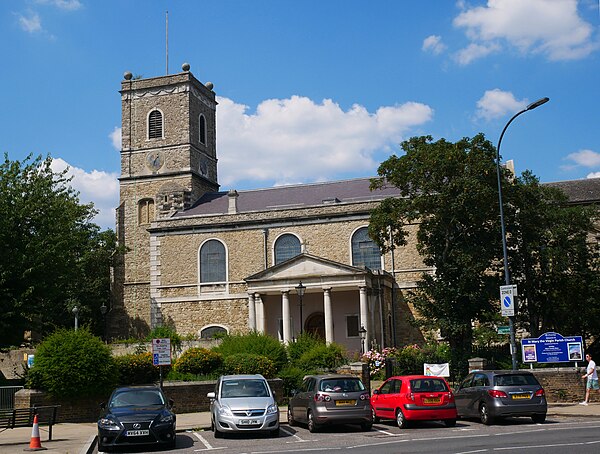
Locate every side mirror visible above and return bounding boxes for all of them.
[207,392,216,399]
[372,389,380,395]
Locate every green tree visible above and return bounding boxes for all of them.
[0,154,117,346]
[369,135,503,375]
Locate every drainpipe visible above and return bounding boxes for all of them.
[262,229,268,269]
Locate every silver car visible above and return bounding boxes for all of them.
[288,374,372,432]
[207,374,279,437]
[454,370,547,425]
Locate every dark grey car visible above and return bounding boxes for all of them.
[454,370,547,425]
[288,374,372,432]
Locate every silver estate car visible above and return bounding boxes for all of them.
[207,374,279,438]
[454,370,547,425]
[288,374,372,432]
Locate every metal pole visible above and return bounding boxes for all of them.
[496,97,549,371]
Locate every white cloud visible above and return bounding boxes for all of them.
[565,149,600,167]
[18,11,42,33]
[110,127,122,150]
[36,0,82,11]
[422,35,447,55]
[50,158,119,230]
[453,0,597,63]
[586,172,600,178]
[455,42,500,65]
[476,89,527,121]
[216,95,433,187]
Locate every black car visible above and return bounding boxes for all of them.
[98,385,176,451]
[454,370,547,425]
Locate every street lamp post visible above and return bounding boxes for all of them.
[359,325,367,355]
[496,97,549,371]
[295,281,306,335]
[72,306,79,331]
[100,303,108,342]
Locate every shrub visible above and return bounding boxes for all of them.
[388,343,451,376]
[115,352,170,385]
[174,348,222,375]
[362,347,397,379]
[221,354,276,378]
[213,332,288,371]
[287,333,323,364]
[278,365,306,396]
[27,328,117,399]
[296,343,347,372]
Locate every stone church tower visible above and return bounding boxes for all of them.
[112,64,219,336]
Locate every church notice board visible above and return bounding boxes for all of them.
[521,332,583,363]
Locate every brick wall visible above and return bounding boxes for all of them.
[531,368,587,402]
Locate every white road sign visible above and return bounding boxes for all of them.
[500,285,517,317]
[152,338,171,366]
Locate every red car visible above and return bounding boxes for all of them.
[371,375,457,428]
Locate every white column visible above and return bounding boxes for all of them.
[359,286,369,348]
[255,294,265,333]
[323,288,334,344]
[247,292,256,331]
[282,291,292,344]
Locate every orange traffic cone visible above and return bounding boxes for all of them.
[24,414,47,451]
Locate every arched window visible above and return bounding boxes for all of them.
[200,325,228,339]
[199,114,207,145]
[138,198,155,225]
[274,234,301,265]
[148,109,163,139]
[351,227,381,270]
[200,240,226,283]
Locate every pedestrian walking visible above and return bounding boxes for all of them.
[580,353,598,405]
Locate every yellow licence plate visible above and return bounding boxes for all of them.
[512,394,530,400]
[423,397,441,404]
[335,400,356,406]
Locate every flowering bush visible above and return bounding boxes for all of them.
[361,347,397,379]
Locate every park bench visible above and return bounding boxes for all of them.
[0,405,60,441]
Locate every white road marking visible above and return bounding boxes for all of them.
[280,425,310,442]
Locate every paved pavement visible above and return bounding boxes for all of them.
[1,403,600,454]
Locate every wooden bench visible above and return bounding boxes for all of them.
[0,405,60,441]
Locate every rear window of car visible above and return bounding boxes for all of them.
[409,379,448,392]
[493,374,539,386]
[319,378,365,392]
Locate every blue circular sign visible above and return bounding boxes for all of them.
[503,295,512,307]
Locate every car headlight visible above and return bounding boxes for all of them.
[98,418,121,430]
[266,403,278,415]
[218,406,233,417]
[159,414,174,424]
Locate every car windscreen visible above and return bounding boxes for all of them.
[409,378,449,393]
[493,374,539,387]
[221,379,269,398]
[110,389,165,408]
[319,378,365,393]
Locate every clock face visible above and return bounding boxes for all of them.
[146,151,164,171]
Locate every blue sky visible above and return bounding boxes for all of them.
[1,0,599,229]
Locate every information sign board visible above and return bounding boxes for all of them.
[500,285,516,317]
[521,332,583,363]
[152,338,171,366]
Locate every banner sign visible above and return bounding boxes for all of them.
[521,332,583,363]
[424,363,450,377]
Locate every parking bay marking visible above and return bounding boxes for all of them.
[193,431,227,451]
[280,426,311,442]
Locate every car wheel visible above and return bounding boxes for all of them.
[479,403,494,425]
[532,413,546,424]
[372,407,380,424]
[396,408,408,429]
[444,419,457,427]
[361,422,373,431]
[287,408,296,426]
[307,411,319,433]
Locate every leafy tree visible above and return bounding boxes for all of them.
[0,154,117,346]
[369,135,503,375]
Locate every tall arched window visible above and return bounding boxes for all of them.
[351,227,381,270]
[274,234,301,265]
[138,198,155,225]
[148,109,163,139]
[199,114,207,144]
[200,240,226,283]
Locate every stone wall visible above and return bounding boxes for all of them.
[531,368,586,402]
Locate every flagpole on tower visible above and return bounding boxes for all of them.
[165,10,169,75]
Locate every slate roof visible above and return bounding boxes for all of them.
[545,178,600,205]
[174,177,402,217]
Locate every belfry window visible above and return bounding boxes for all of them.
[148,110,163,139]
[199,114,207,145]
[351,227,381,270]
[200,239,226,283]
[274,234,301,265]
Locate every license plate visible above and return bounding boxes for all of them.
[335,400,356,406]
[423,397,441,404]
[126,430,149,437]
[239,419,260,425]
[511,393,530,400]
